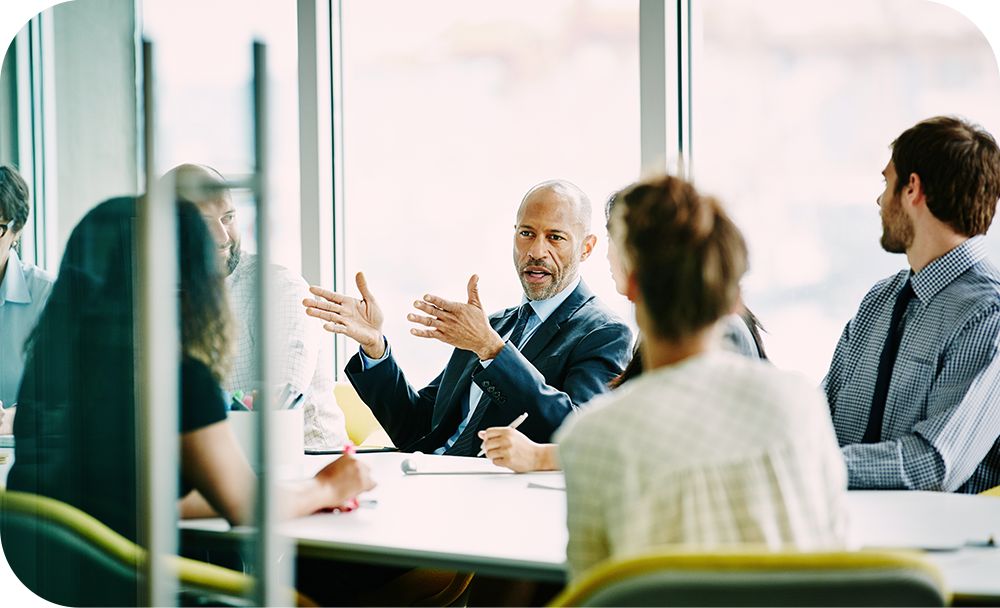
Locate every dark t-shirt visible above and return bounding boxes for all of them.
[8,355,227,542]
[178,358,229,496]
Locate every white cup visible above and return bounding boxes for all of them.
[227,408,304,471]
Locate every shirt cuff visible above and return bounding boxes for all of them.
[359,337,390,370]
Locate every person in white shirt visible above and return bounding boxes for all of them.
[167,164,347,448]
[0,165,55,434]
[556,175,849,580]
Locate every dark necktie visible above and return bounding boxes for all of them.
[862,279,916,443]
[445,303,534,456]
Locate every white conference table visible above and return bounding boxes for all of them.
[180,452,1000,601]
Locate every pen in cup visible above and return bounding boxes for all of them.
[478,412,529,457]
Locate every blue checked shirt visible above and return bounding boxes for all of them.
[823,237,1000,493]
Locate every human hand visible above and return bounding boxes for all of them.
[0,403,15,435]
[407,275,505,360]
[304,272,386,358]
[314,452,376,509]
[477,427,557,472]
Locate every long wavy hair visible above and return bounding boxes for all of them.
[11,197,230,544]
[25,196,232,382]
[176,200,233,381]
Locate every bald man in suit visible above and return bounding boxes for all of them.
[304,180,632,456]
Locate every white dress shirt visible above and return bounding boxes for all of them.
[0,249,55,406]
[556,349,850,580]
[226,253,347,448]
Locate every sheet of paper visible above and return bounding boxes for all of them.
[400,454,512,475]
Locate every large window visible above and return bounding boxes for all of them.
[341,0,641,385]
[694,0,1000,382]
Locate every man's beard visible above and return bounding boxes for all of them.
[879,192,914,254]
[225,242,241,276]
[517,256,577,300]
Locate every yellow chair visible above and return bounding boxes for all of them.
[980,485,1000,497]
[334,381,393,447]
[550,549,949,607]
[0,490,315,606]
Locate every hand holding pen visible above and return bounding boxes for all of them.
[313,443,376,513]
[477,412,528,457]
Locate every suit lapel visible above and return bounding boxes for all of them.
[519,281,595,361]
[430,308,520,429]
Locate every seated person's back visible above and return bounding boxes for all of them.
[560,352,846,565]
[7,197,229,542]
[7,196,372,548]
[557,176,849,579]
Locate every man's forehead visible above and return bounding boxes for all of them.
[518,190,577,220]
[195,196,235,216]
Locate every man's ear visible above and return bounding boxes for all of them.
[903,172,925,209]
[579,234,597,261]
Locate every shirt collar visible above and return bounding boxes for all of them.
[910,236,987,303]
[521,274,581,324]
[0,248,32,305]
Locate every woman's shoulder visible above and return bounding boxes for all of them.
[180,357,228,432]
[181,356,220,390]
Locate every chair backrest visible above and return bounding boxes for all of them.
[0,490,258,606]
[334,381,392,446]
[2,489,146,605]
[550,550,949,607]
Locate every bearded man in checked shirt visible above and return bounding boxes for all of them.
[166,164,348,449]
[824,116,1000,493]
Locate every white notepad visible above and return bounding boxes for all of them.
[400,454,513,475]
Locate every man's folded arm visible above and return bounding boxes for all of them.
[843,307,1000,491]
[822,320,854,415]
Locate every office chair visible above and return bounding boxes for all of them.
[0,490,314,606]
[980,484,1000,498]
[334,381,393,447]
[549,549,949,607]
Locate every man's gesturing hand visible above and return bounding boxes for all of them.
[407,274,505,361]
[303,272,386,358]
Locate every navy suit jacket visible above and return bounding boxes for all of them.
[345,280,632,453]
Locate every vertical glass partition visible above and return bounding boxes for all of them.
[142,0,302,273]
